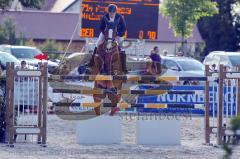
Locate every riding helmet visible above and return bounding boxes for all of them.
[108,4,117,13]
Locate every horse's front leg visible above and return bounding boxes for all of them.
[91,54,107,115]
[93,82,107,115]
[107,52,124,115]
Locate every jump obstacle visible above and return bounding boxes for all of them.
[2,62,240,146]
[4,63,48,147]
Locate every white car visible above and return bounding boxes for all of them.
[0,51,38,74]
[161,56,205,85]
[203,51,240,71]
[0,45,59,73]
[127,56,205,85]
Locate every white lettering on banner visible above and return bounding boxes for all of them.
[156,93,234,104]
[176,94,186,103]
[224,92,235,103]
[188,94,197,103]
[197,94,204,103]
[159,94,166,101]
[166,94,176,102]
[157,94,204,104]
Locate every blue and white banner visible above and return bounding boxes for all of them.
[137,85,237,115]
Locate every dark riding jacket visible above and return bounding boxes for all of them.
[100,13,127,37]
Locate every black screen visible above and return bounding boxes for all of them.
[80,0,160,40]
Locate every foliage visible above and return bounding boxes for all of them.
[231,116,240,132]
[0,0,44,10]
[0,17,25,45]
[160,0,218,41]
[25,39,36,47]
[19,0,45,9]
[1,17,18,44]
[40,40,62,59]
[222,116,240,159]
[198,0,240,55]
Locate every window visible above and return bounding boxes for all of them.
[0,46,11,53]
[176,60,204,71]
[11,48,42,59]
[0,53,20,66]
[163,60,180,70]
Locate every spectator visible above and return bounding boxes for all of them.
[149,46,161,74]
[150,46,161,62]
[163,49,168,56]
[21,61,27,69]
[176,51,184,57]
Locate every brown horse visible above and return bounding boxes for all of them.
[90,19,123,116]
[145,58,162,75]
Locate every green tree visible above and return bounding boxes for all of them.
[222,116,240,159]
[0,26,6,43]
[160,0,218,50]
[0,0,44,10]
[40,40,62,59]
[25,39,36,47]
[0,17,26,45]
[198,0,240,55]
[1,17,18,45]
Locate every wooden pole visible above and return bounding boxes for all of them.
[41,63,48,146]
[217,65,224,145]
[204,65,210,144]
[38,63,43,144]
[6,63,15,147]
[237,65,240,116]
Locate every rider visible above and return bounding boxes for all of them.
[89,4,128,73]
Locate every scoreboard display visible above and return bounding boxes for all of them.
[80,0,160,40]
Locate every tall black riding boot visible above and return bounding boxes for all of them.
[120,50,128,73]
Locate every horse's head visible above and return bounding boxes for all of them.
[103,17,120,52]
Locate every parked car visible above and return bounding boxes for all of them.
[203,51,240,71]
[0,51,20,70]
[0,45,59,73]
[127,56,205,85]
[0,51,37,75]
[161,56,205,85]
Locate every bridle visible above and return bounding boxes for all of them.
[103,16,120,53]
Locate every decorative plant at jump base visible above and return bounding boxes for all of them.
[0,79,6,143]
[223,116,240,159]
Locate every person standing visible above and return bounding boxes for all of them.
[149,46,161,74]
[163,49,168,56]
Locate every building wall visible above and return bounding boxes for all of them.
[33,40,85,53]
